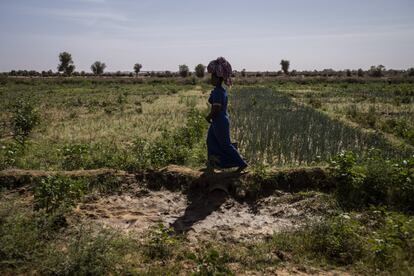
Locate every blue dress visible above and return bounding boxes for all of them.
[207,85,247,168]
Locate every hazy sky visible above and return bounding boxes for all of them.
[1,0,414,72]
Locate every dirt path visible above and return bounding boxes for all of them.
[67,167,334,241]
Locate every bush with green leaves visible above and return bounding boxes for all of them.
[271,210,413,273]
[307,214,364,265]
[33,173,122,213]
[0,141,23,170]
[11,100,40,144]
[60,143,89,170]
[330,151,414,212]
[0,202,48,271]
[366,210,414,270]
[34,175,88,212]
[146,108,207,168]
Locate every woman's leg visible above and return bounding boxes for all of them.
[212,120,247,168]
[207,125,221,166]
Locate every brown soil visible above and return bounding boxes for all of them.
[1,166,336,241]
[71,186,333,242]
[1,165,335,241]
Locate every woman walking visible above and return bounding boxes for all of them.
[205,57,248,172]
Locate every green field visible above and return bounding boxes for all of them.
[231,87,413,166]
[1,77,414,275]
[2,78,413,170]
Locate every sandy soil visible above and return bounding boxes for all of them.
[71,184,333,242]
[1,166,335,242]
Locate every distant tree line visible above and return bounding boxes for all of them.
[2,52,414,78]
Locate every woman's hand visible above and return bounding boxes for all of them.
[206,104,221,124]
[205,114,212,124]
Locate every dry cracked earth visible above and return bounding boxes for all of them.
[71,179,334,242]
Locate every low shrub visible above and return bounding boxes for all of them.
[0,141,24,170]
[135,108,208,169]
[0,199,67,272]
[34,173,122,213]
[11,99,40,144]
[365,210,414,270]
[0,197,136,275]
[330,151,414,212]
[43,228,133,276]
[380,118,414,145]
[307,214,364,265]
[193,248,232,276]
[60,143,89,170]
[271,211,414,273]
[142,224,178,260]
[34,175,88,212]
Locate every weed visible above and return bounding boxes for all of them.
[193,248,232,276]
[60,143,89,170]
[143,224,177,261]
[11,99,40,144]
[43,227,133,276]
[0,141,24,170]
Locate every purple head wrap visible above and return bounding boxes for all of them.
[207,57,233,86]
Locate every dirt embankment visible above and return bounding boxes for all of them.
[0,165,333,193]
[1,166,336,241]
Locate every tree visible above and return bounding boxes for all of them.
[179,64,189,78]
[345,69,352,77]
[57,52,75,75]
[241,69,246,77]
[91,61,106,75]
[134,63,142,76]
[407,68,414,77]
[280,59,290,75]
[194,64,205,78]
[369,65,385,77]
[357,68,365,77]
